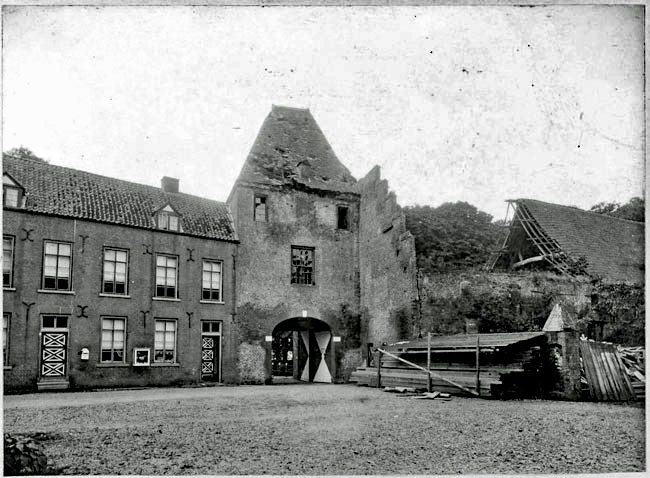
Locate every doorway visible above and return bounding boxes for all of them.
[272,317,333,383]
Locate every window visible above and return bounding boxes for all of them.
[155,254,178,298]
[202,260,222,301]
[337,206,349,230]
[291,246,314,285]
[42,315,68,328]
[156,205,181,232]
[102,248,128,295]
[42,241,72,291]
[3,236,14,288]
[3,313,9,365]
[3,174,23,208]
[254,195,267,222]
[101,318,126,363]
[154,320,176,363]
[3,187,20,207]
[202,321,221,334]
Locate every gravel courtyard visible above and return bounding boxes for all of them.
[3,383,645,475]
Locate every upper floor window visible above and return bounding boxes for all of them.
[101,317,126,363]
[42,241,72,291]
[291,246,315,285]
[103,248,128,295]
[155,205,182,232]
[254,195,267,222]
[202,260,222,301]
[155,254,178,298]
[3,236,15,288]
[3,173,24,208]
[337,206,349,230]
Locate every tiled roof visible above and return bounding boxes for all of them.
[236,105,358,194]
[3,154,238,242]
[514,199,644,283]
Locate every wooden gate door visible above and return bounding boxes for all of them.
[201,321,221,382]
[40,331,68,378]
[312,331,332,383]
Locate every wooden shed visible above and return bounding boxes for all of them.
[350,332,555,398]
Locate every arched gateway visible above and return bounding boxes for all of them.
[271,317,333,383]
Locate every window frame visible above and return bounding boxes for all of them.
[41,240,73,291]
[3,185,21,208]
[154,253,179,299]
[3,312,10,366]
[254,194,268,222]
[291,246,315,286]
[3,235,15,289]
[155,206,182,232]
[337,205,349,230]
[102,247,129,296]
[154,319,177,364]
[100,317,127,364]
[201,259,223,303]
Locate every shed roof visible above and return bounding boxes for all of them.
[494,199,644,283]
[3,154,237,242]
[387,331,547,352]
[235,105,358,193]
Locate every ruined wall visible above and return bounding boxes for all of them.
[358,166,418,345]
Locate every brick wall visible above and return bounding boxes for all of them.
[3,209,238,392]
[357,166,418,345]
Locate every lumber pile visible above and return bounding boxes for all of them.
[579,339,635,401]
[349,332,550,398]
[618,346,645,401]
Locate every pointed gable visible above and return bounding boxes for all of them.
[235,105,357,193]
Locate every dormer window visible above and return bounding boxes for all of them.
[3,174,24,208]
[155,205,182,232]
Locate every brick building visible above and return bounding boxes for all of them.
[3,106,416,392]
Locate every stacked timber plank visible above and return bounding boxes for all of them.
[579,339,635,401]
[349,332,548,398]
[618,346,645,401]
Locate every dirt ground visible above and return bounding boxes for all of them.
[3,383,646,475]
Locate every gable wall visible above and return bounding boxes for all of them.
[358,166,418,345]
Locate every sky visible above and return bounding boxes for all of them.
[2,5,645,221]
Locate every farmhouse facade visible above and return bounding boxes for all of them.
[3,106,417,392]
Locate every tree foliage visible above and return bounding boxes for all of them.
[404,202,506,274]
[4,147,48,163]
[590,197,644,222]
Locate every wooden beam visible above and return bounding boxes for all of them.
[512,254,548,268]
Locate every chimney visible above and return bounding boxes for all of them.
[161,176,179,193]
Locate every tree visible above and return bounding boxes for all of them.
[404,202,506,274]
[4,147,47,163]
[590,197,644,222]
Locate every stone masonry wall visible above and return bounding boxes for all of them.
[229,183,361,381]
[358,166,418,345]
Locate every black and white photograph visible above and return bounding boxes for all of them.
[2,2,645,475]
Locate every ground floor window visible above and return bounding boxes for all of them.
[101,318,126,363]
[154,319,176,363]
[3,312,10,365]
